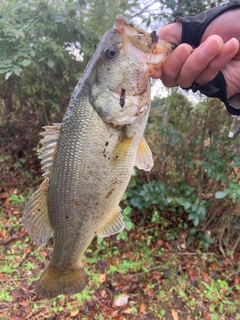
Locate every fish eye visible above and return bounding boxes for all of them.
[104,46,117,59]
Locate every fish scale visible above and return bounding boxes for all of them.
[48,106,122,258]
[22,14,173,299]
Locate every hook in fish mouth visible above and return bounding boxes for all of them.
[150,31,159,44]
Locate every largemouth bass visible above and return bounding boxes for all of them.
[23,15,172,299]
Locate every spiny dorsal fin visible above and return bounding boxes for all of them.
[39,123,61,178]
[135,137,153,172]
[22,178,53,246]
[98,207,125,238]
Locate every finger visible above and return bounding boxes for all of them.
[196,38,239,85]
[153,44,193,87]
[177,35,224,88]
[157,22,182,45]
[202,9,240,49]
[223,60,240,98]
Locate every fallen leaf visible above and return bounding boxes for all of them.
[11,291,23,300]
[15,256,22,262]
[1,229,6,238]
[152,272,161,280]
[101,290,107,298]
[19,301,29,307]
[180,243,187,250]
[39,250,47,256]
[188,269,198,287]
[0,192,9,199]
[172,309,178,320]
[202,272,211,285]
[123,308,132,314]
[111,310,119,317]
[99,273,106,283]
[140,303,146,313]
[145,288,156,298]
[11,289,27,300]
[113,294,129,307]
[234,276,240,286]
[129,282,138,293]
[70,310,79,317]
[209,262,216,270]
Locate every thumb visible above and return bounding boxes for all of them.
[157,23,182,46]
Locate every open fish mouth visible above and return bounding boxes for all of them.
[114,14,173,69]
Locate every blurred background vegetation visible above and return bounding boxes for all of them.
[1,0,239,256]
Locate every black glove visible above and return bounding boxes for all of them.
[175,1,240,115]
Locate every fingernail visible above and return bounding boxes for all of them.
[200,36,222,58]
[173,45,192,65]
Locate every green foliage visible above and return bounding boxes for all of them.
[150,0,225,23]
[122,92,240,250]
[215,181,240,203]
[125,178,211,231]
[0,0,138,163]
[0,288,13,303]
[9,194,26,206]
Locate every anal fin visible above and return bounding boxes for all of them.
[22,178,53,246]
[98,207,125,238]
[135,137,153,172]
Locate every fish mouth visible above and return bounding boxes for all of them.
[114,15,173,54]
[114,15,173,72]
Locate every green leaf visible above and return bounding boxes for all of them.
[191,204,198,212]
[0,51,7,59]
[0,59,12,68]
[47,59,55,68]
[197,206,206,219]
[184,201,192,210]
[12,64,22,76]
[188,213,195,220]
[193,216,199,227]
[215,191,228,200]
[125,219,134,231]
[21,59,32,67]
[123,206,132,215]
[29,49,36,57]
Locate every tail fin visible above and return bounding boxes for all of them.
[37,265,86,299]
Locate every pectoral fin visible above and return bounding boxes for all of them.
[98,207,125,238]
[135,137,153,172]
[22,178,53,246]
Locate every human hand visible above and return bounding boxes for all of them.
[152,9,240,99]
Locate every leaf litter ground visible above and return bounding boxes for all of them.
[0,171,240,320]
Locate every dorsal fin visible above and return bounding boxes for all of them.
[38,123,61,178]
